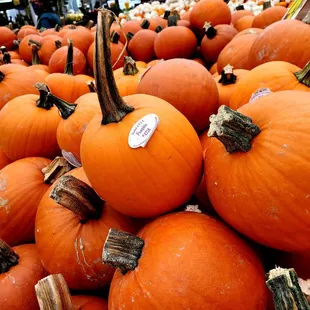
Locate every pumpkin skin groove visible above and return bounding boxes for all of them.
[205,91,310,251]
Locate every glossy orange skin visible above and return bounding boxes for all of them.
[17,27,38,40]
[128,30,157,63]
[137,59,219,132]
[0,27,16,50]
[45,73,93,102]
[81,94,203,218]
[0,94,61,160]
[248,20,310,69]
[252,6,287,29]
[234,15,255,31]
[19,34,42,64]
[0,64,43,110]
[0,149,11,170]
[201,24,238,64]
[35,168,138,290]
[57,93,100,161]
[190,0,231,33]
[108,212,267,310]
[231,10,254,26]
[49,45,87,75]
[72,295,108,310]
[119,21,142,44]
[154,26,197,60]
[0,244,47,310]
[217,33,258,73]
[62,28,93,55]
[229,61,309,110]
[0,157,51,246]
[205,91,310,251]
[234,27,263,38]
[38,35,63,65]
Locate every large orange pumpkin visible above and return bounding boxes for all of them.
[35,168,139,290]
[229,61,310,110]
[81,10,203,218]
[205,91,310,251]
[252,6,287,29]
[0,27,16,50]
[0,149,11,170]
[104,211,268,309]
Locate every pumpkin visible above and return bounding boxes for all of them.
[231,10,254,26]
[214,64,249,107]
[0,149,11,170]
[0,83,61,160]
[17,27,38,40]
[46,40,93,102]
[0,241,47,310]
[200,22,238,65]
[248,20,310,69]
[137,58,219,132]
[189,0,231,34]
[104,211,268,309]
[217,32,258,73]
[192,57,206,67]
[0,51,28,66]
[229,61,310,109]
[118,20,142,44]
[234,27,264,38]
[40,24,61,37]
[0,46,21,60]
[26,42,50,72]
[18,34,42,64]
[148,59,163,67]
[35,169,139,290]
[128,29,157,63]
[205,91,310,251]
[252,6,287,29]
[81,10,203,218]
[0,27,16,50]
[234,15,255,32]
[0,64,43,110]
[154,25,197,60]
[72,295,109,310]
[209,62,218,75]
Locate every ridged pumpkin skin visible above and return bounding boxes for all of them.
[234,15,255,32]
[0,244,47,310]
[57,93,101,162]
[81,94,203,218]
[252,6,287,29]
[72,295,108,310]
[0,157,51,246]
[190,0,231,33]
[0,149,11,170]
[201,24,238,64]
[231,10,254,26]
[35,168,138,290]
[0,94,61,161]
[229,61,310,110]
[205,90,310,251]
[0,27,16,50]
[248,20,310,69]
[108,212,267,310]
[0,64,43,110]
[137,59,219,132]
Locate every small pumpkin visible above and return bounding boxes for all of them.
[252,6,287,29]
[231,10,254,26]
[17,26,38,40]
[18,34,42,64]
[118,20,142,44]
[0,27,16,50]
[0,51,28,66]
[234,15,255,31]
[234,27,264,38]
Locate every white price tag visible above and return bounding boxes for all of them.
[249,88,272,102]
[61,150,82,168]
[128,114,159,149]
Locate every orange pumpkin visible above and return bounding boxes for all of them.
[17,27,38,40]
[201,22,238,64]
[0,52,28,66]
[18,34,42,64]
[234,27,263,38]
[35,168,139,290]
[0,27,16,50]
[72,295,108,310]
[0,47,21,60]
[0,84,60,160]
[252,6,287,29]
[209,62,218,75]
[148,59,163,67]
[229,61,310,110]
[105,212,268,309]
[118,20,142,44]
[248,20,310,69]
[40,24,61,37]
[234,15,255,31]
[231,10,254,26]
[81,10,203,218]
[0,149,11,170]
[205,91,310,251]
[0,241,47,310]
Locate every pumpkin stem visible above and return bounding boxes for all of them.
[163,10,171,20]
[0,46,7,53]
[102,228,144,275]
[294,61,310,87]
[218,64,237,85]
[155,25,163,33]
[49,175,104,224]
[185,205,202,213]
[86,20,94,29]
[50,94,77,119]
[123,56,139,75]
[28,38,42,49]
[35,83,54,110]
[31,43,41,65]
[141,19,150,29]
[126,32,134,41]
[88,80,97,92]
[302,11,310,24]
[64,39,74,75]
[55,24,61,32]
[236,4,245,10]
[266,267,310,310]
[35,274,73,310]
[55,40,62,49]
[2,52,11,64]
[168,15,178,27]
[204,22,217,39]
[111,30,120,44]
[0,71,4,82]
[208,105,261,153]
[171,10,180,20]
[42,156,73,184]
[0,239,19,274]
[263,1,271,9]
[95,9,134,125]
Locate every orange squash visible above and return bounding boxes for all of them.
[104,212,268,309]
[252,6,287,29]
[17,27,38,40]
[0,149,11,170]
[118,20,142,44]
[234,27,263,38]
[81,10,203,218]
[148,59,163,67]
[234,15,255,31]
[0,27,16,50]
[231,10,254,26]
[72,295,108,310]
[18,34,42,64]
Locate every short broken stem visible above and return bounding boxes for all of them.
[263,1,271,9]
[35,83,54,110]
[123,56,139,75]
[218,64,237,85]
[168,15,178,27]
[110,31,120,44]
[102,228,144,275]
[42,157,73,184]
[204,22,217,39]
[0,71,4,82]
[0,239,19,274]
[294,61,310,87]
[141,19,150,29]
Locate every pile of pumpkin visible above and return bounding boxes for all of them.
[0,2,310,309]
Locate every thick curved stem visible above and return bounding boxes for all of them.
[31,44,41,65]
[123,56,139,75]
[64,39,74,75]
[42,157,73,184]
[295,61,310,87]
[51,95,77,119]
[35,274,73,310]
[102,228,144,275]
[50,175,104,224]
[55,24,61,32]
[94,10,134,125]
[86,20,94,29]
[208,105,261,153]
[0,239,19,274]
[266,267,310,310]
[28,39,42,49]
[204,22,217,39]
[218,64,237,85]
[35,83,54,110]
